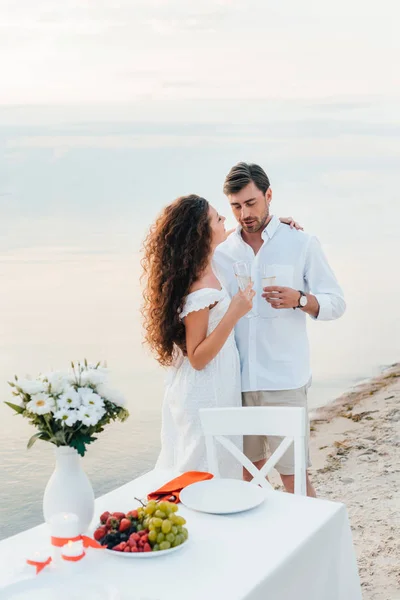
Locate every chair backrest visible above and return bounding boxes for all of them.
[199,407,307,495]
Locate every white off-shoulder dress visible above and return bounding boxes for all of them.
[155,287,242,478]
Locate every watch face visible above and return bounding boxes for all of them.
[300,295,307,307]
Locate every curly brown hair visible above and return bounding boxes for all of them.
[141,194,212,366]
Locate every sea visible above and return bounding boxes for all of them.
[0,98,399,539]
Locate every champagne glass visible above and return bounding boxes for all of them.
[233,262,256,318]
[260,264,276,289]
[259,264,277,319]
[233,261,252,291]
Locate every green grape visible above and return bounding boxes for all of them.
[171,526,178,535]
[144,501,157,515]
[181,527,188,540]
[156,532,165,544]
[176,525,183,534]
[151,517,163,529]
[174,516,186,526]
[169,514,179,525]
[136,524,143,531]
[158,501,170,513]
[159,541,171,551]
[152,544,160,552]
[166,533,175,543]
[154,510,166,519]
[169,504,179,513]
[148,530,157,543]
[161,519,172,534]
[148,523,156,532]
[173,534,183,547]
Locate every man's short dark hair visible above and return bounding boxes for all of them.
[223,162,270,196]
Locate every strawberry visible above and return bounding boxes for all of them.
[119,518,131,532]
[99,511,111,524]
[126,510,138,519]
[119,542,127,550]
[93,526,107,541]
[113,544,124,552]
[112,512,126,520]
[129,534,138,546]
[131,533,140,542]
[143,543,151,552]
[131,546,139,552]
[123,546,131,552]
[106,516,119,529]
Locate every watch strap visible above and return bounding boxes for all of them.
[296,290,305,309]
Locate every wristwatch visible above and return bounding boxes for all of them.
[296,291,308,309]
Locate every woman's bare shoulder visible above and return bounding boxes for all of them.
[189,274,221,294]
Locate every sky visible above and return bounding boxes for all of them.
[0,0,398,108]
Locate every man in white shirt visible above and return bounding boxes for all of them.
[213,162,346,497]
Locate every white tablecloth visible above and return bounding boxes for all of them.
[0,469,362,600]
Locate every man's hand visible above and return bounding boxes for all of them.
[262,286,300,309]
[262,286,320,317]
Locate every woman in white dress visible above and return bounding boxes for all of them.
[141,195,254,477]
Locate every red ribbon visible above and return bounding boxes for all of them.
[61,551,86,562]
[26,556,52,574]
[51,534,104,549]
[26,534,102,574]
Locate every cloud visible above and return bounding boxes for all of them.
[144,8,233,34]
[160,80,197,90]
[0,0,399,104]
[0,0,240,29]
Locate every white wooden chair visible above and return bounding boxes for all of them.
[199,406,307,495]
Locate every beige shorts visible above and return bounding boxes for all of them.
[242,386,311,476]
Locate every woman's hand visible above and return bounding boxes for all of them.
[279,217,304,230]
[229,283,255,320]
[185,284,255,370]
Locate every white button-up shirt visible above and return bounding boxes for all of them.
[213,215,346,392]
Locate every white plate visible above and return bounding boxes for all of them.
[180,478,267,514]
[104,540,188,558]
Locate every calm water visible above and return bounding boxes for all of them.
[1,100,399,539]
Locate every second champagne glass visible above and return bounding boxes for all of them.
[259,264,277,319]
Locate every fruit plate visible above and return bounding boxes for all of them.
[180,478,267,514]
[104,539,188,558]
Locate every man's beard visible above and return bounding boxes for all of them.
[241,206,270,233]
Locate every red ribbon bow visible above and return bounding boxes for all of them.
[26,534,103,575]
[26,556,52,574]
[51,534,104,549]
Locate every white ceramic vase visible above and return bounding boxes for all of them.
[43,446,95,533]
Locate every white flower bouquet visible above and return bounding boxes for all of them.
[5,360,129,456]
